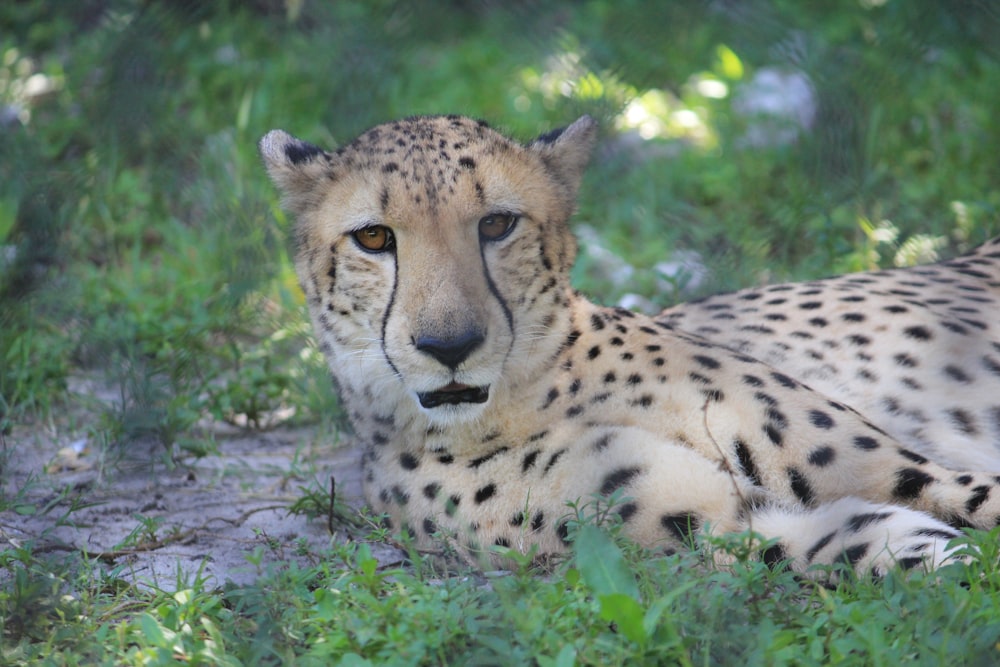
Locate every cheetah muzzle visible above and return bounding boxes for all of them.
[260,113,1000,579]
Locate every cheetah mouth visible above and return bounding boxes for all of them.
[418,383,490,409]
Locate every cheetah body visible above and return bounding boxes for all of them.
[261,115,1000,574]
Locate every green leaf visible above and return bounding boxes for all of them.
[599,593,648,644]
[572,525,640,600]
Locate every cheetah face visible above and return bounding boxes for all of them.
[260,116,597,424]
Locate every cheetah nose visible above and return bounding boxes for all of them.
[414,330,485,370]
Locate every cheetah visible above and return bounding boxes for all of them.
[260,115,1000,576]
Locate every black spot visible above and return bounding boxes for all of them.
[842,312,866,323]
[733,438,762,486]
[541,387,559,410]
[590,313,605,330]
[808,446,836,467]
[894,468,935,500]
[956,474,974,486]
[531,511,545,531]
[809,317,829,327]
[423,483,440,500]
[913,527,959,540]
[764,423,784,447]
[770,372,798,389]
[566,404,584,418]
[543,448,567,475]
[528,430,549,442]
[469,447,510,469]
[626,373,643,386]
[943,365,972,384]
[700,389,724,403]
[762,543,788,570]
[693,355,721,370]
[742,374,764,387]
[521,449,541,472]
[899,448,929,464]
[689,372,711,385]
[437,453,455,465]
[630,394,655,408]
[897,557,925,570]
[510,511,525,526]
[556,520,571,545]
[894,353,918,368]
[458,156,476,169]
[601,467,642,495]
[569,379,582,395]
[587,345,601,360]
[847,334,871,346]
[603,371,616,384]
[787,467,815,505]
[474,483,497,504]
[445,495,460,517]
[617,502,639,523]
[846,512,892,533]
[494,536,511,548]
[610,336,625,347]
[966,485,991,514]
[809,410,835,430]
[806,531,837,562]
[836,543,869,568]
[399,452,420,470]
[661,513,700,543]
[590,433,613,452]
[904,325,933,341]
[284,140,323,165]
[423,518,437,535]
[799,301,823,310]
[382,162,399,173]
[884,305,908,314]
[391,485,410,505]
[948,408,978,436]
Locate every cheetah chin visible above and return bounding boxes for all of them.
[261,113,1000,579]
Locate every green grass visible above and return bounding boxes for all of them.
[3,1,1000,664]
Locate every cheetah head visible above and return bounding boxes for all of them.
[260,115,597,424]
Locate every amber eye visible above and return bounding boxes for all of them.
[478,213,518,241]
[353,225,395,253]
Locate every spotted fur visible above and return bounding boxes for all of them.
[261,115,1000,577]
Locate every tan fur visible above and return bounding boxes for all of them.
[261,115,1000,576]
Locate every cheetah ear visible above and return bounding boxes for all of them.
[529,115,598,196]
[258,130,336,214]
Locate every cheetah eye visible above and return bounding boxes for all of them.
[352,225,395,253]
[478,213,519,242]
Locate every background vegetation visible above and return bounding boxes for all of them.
[2,0,999,664]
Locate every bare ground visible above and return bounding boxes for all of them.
[0,393,407,590]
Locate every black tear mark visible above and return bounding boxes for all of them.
[600,466,642,495]
[894,468,935,500]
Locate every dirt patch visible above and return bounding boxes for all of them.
[1,415,406,589]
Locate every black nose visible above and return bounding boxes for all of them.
[415,331,485,370]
